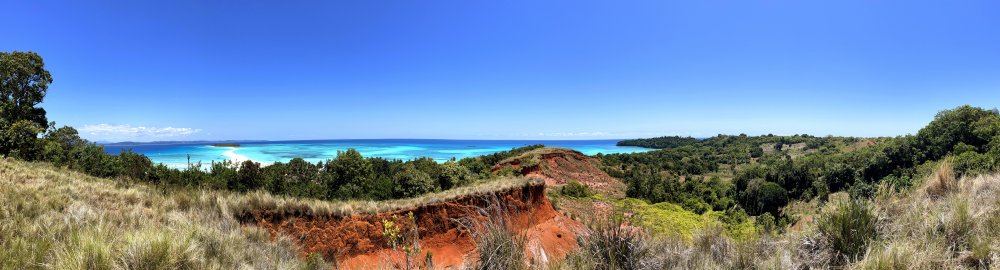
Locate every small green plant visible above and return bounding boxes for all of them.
[756,212,777,236]
[304,253,329,270]
[818,199,879,264]
[382,212,422,270]
[561,180,592,198]
[425,250,434,269]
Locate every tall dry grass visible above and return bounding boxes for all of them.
[0,158,325,270]
[229,176,541,219]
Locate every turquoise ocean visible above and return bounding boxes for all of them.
[102,139,651,168]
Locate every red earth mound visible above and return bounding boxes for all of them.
[241,184,581,269]
[492,148,622,194]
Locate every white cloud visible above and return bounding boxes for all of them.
[79,124,201,141]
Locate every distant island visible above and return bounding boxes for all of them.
[210,143,240,147]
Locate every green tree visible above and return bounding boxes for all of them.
[41,125,86,165]
[749,146,764,158]
[741,179,788,216]
[328,149,374,199]
[1,51,52,158]
[916,106,995,161]
[2,120,43,159]
[439,161,473,189]
[234,160,263,191]
[394,164,437,198]
[560,180,592,198]
[119,150,153,181]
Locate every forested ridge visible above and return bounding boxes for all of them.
[602,105,1000,228]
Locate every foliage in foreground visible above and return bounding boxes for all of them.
[817,199,879,265]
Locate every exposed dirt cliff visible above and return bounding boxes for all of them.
[239,182,581,269]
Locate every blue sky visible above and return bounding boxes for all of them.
[2,0,999,142]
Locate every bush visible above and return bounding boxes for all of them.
[951,151,993,177]
[439,161,474,189]
[560,180,592,198]
[393,164,437,198]
[119,150,153,181]
[756,212,777,235]
[741,180,788,216]
[233,160,263,191]
[818,199,878,264]
[1,120,43,160]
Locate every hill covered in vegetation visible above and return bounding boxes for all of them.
[601,105,999,225]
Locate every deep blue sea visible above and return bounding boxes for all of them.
[102,139,651,168]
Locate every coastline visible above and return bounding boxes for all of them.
[221,147,252,163]
[108,140,647,169]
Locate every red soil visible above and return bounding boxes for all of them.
[242,184,582,269]
[493,148,622,194]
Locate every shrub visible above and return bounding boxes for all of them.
[817,199,878,264]
[393,164,438,198]
[119,150,153,181]
[951,151,993,177]
[439,161,474,189]
[756,212,777,235]
[741,179,788,216]
[560,180,592,198]
[848,181,876,200]
[233,160,263,191]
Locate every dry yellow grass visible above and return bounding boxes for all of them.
[229,176,542,218]
[0,158,323,269]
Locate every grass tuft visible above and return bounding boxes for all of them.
[817,199,879,265]
[473,216,527,270]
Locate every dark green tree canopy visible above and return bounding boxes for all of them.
[1,51,53,158]
[1,51,51,128]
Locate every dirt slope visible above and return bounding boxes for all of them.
[492,147,623,195]
[240,182,581,269]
